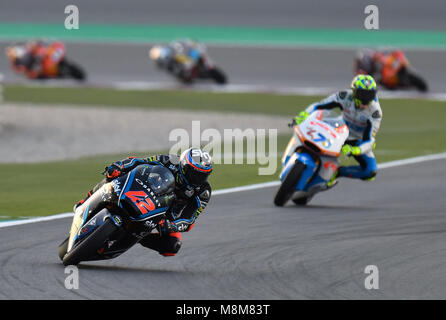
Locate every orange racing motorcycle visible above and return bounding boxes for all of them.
[354,49,427,92]
[6,40,86,81]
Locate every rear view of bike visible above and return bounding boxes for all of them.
[274,110,349,206]
[58,59,86,81]
[149,41,228,85]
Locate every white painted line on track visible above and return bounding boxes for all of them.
[4,79,445,101]
[213,180,281,196]
[1,151,446,228]
[377,152,446,169]
[112,81,446,101]
[0,213,74,228]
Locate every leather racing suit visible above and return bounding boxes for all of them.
[76,154,212,256]
[305,90,383,180]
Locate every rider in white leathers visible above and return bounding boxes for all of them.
[295,75,382,186]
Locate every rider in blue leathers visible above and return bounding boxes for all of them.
[75,148,212,257]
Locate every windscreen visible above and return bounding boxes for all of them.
[132,164,175,196]
[320,110,346,128]
[146,165,175,196]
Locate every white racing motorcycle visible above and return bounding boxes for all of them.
[274,110,349,206]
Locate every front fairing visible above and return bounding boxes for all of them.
[116,164,175,221]
[67,164,175,252]
[280,110,347,192]
[67,182,117,252]
[296,110,348,157]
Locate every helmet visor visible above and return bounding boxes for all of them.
[354,88,376,105]
[183,166,211,186]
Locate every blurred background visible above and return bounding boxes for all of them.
[0,0,445,90]
[0,0,445,217]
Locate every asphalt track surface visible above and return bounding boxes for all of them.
[1,42,445,93]
[1,0,445,30]
[1,159,446,299]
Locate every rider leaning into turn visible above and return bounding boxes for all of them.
[10,40,47,78]
[75,148,213,257]
[294,74,383,187]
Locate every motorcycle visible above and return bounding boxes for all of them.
[149,40,227,85]
[6,41,86,81]
[274,110,349,206]
[58,164,176,266]
[354,49,427,92]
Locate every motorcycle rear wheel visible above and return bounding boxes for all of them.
[274,161,305,207]
[59,59,86,81]
[208,67,227,84]
[62,218,118,266]
[408,72,428,92]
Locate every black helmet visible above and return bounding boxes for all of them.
[179,148,213,187]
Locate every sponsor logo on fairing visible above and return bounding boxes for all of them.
[112,179,122,193]
[144,220,157,229]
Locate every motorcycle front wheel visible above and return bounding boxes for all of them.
[62,218,118,266]
[58,237,69,261]
[274,161,305,207]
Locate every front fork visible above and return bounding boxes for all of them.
[281,151,339,192]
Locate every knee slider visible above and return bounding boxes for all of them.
[160,235,182,256]
[362,170,377,181]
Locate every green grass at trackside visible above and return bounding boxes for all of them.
[1,23,446,49]
[0,143,289,220]
[1,85,446,219]
[3,85,320,116]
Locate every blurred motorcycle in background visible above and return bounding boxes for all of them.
[149,39,227,84]
[354,49,427,92]
[5,40,86,81]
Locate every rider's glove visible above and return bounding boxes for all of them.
[146,156,157,163]
[104,163,122,180]
[341,144,361,157]
[159,219,178,235]
[291,111,310,126]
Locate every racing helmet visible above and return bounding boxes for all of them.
[351,74,377,108]
[179,148,213,187]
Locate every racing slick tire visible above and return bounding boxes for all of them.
[274,161,305,207]
[62,218,118,266]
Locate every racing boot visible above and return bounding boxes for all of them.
[73,189,94,212]
[326,170,339,189]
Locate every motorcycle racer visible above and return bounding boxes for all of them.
[149,38,227,84]
[6,39,86,81]
[354,48,427,92]
[75,148,213,257]
[151,39,206,80]
[293,75,382,187]
[6,40,48,79]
